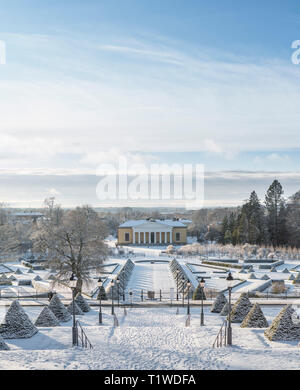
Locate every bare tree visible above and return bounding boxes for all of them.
[43,197,63,226]
[33,205,108,294]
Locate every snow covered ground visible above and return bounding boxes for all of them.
[126,260,176,300]
[1,305,300,370]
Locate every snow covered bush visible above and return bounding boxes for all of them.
[265,305,300,341]
[211,293,227,313]
[67,301,83,315]
[75,293,91,312]
[35,306,60,327]
[97,285,108,300]
[192,284,206,300]
[0,335,9,350]
[228,293,252,323]
[220,302,229,316]
[270,282,286,294]
[240,303,268,328]
[0,300,38,339]
[48,294,71,322]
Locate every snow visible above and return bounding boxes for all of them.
[126,261,176,298]
[1,305,300,369]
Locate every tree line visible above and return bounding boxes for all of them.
[218,180,300,248]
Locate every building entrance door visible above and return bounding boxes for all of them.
[151,232,155,244]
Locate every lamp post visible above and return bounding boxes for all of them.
[187,281,191,315]
[69,273,77,346]
[122,272,125,301]
[116,277,120,307]
[226,272,234,346]
[97,277,103,325]
[200,277,205,326]
[111,279,115,315]
[182,277,185,308]
[176,269,180,300]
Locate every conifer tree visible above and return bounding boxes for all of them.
[0,300,38,339]
[241,303,268,328]
[35,306,61,327]
[48,294,71,322]
[75,293,91,312]
[228,292,252,323]
[211,293,227,313]
[265,180,285,247]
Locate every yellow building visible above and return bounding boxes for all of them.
[117,218,188,245]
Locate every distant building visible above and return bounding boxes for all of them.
[117,218,188,245]
[11,212,44,223]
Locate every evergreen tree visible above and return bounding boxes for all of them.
[48,294,71,322]
[219,216,229,245]
[67,301,83,315]
[228,292,252,323]
[265,305,300,341]
[211,293,227,313]
[240,303,268,328]
[75,293,91,312]
[265,180,285,247]
[97,285,108,300]
[35,306,61,327]
[0,300,38,339]
[220,302,229,316]
[0,335,9,350]
[192,284,206,300]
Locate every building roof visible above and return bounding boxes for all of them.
[119,219,187,228]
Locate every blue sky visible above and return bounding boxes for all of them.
[0,0,300,207]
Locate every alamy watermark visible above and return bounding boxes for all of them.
[291,40,300,65]
[96,157,204,209]
[0,40,6,65]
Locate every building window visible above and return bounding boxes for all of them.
[125,233,130,242]
[175,232,181,241]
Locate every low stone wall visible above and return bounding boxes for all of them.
[169,259,194,298]
[106,259,135,299]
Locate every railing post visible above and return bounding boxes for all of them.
[141,289,143,302]
[160,290,162,302]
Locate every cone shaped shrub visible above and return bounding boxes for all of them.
[261,274,270,280]
[75,293,91,312]
[211,293,227,313]
[241,303,268,328]
[265,305,300,341]
[248,273,257,279]
[97,285,108,300]
[0,335,9,350]
[192,284,206,300]
[67,301,83,315]
[14,269,23,275]
[289,274,295,281]
[228,293,252,323]
[220,302,229,316]
[0,300,38,339]
[35,306,60,327]
[48,294,71,322]
[293,273,300,284]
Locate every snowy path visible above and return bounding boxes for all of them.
[126,261,176,297]
[2,305,300,370]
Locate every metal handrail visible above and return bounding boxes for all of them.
[212,320,227,348]
[75,320,93,349]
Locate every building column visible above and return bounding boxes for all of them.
[170,230,173,243]
[154,231,156,244]
[159,232,162,245]
[133,230,136,244]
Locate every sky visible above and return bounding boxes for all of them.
[0,0,300,208]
